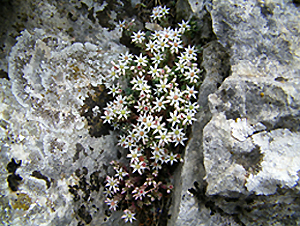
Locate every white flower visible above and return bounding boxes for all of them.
[184,45,197,60]
[155,77,169,93]
[112,122,119,130]
[134,53,148,67]
[115,167,128,180]
[131,30,145,43]
[119,51,133,64]
[105,176,119,193]
[162,29,169,40]
[155,130,171,146]
[136,82,151,96]
[115,95,127,105]
[116,20,126,32]
[107,83,121,97]
[167,110,181,127]
[132,185,148,200]
[134,100,145,113]
[170,125,185,139]
[135,126,148,144]
[105,197,118,211]
[123,136,136,150]
[170,28,181,40]
[101,110,113,124]
[167,87,184,106]
[107,67,119,81]
[131,76,146,90]
[182,111,197,125]
[174,136,188,147]
[142,114,155,132]
[156,37,169,52]
[152,120,167,135]
[151,52,163,65]
[178,20,190,33]
[161,6,170,16]
[104,188,113,197]
[184,67,201,83]
[148,64,161,78]
[118,134,127,148]
[175,60,188,74]
[116,60,129,76]
[150,149,163,163]
[127,149,142,163]
[151,6,163,20]
[185,85,198,99]
[131,161,147,175]
[169,39,183,54]
[152,96,168,112]
[121,209,136,223]
[185,101,199,114]
[145,39,158,53]
[167,152,178,165]
[151,30,162,40]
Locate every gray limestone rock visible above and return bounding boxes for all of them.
[0,1,130,225]
[171,0,300,225]
[2,0,300,225]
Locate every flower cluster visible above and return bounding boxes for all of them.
[101,5,202,224]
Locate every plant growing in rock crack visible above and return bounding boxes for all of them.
[101,5,202,224]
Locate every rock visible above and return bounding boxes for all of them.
[171,0,300,225]
[2,0,300,225]
[0,1,129,225]
[170,40,233,225]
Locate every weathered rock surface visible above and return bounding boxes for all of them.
[0,1,130,225]
[171,0,300,225]
[1,0,300,225]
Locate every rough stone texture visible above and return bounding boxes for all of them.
[170,41,237,225]
[171,0,300,225]
[2,0,300,225]
[0,1,131,225]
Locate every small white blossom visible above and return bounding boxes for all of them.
[148,64,161,78]
[151,52,164,65]
[115,167,128,180]
[167,110,181,127]
[178,20,191,33]
[131,30,145,44]
[134,53,148,67]
[151,6,163,20]
[169,39,183,54]
[185,101,199,114]
[105,176,119,193]
[182,111,197,125]
[167,152,178,165]
[155,77,169,93]
[185,45,197,59]
[107,83,121,97]
[175,60,188,74]
[119,51,133,64]
[121,209,136,223]
[185,85,198,99]
[127,149,142,163]
[155,130,171,146]
[156,37,169,52]
[167,87,184,106]
[131,161,147,175]
[105,197,118,211]
[152,96,168,112]
[116,20,126,32]
[184,67,201,83]
[145,39,158,53]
